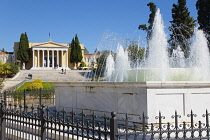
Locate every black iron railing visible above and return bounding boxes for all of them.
[0,101,210,139]
[0,101,111,140]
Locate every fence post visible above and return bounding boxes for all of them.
[39,88,42,106]
[24,89,26,108]
[0,100,6,140]
[3,91,7,104]
[110,112,118,140]
[40,104,46,140]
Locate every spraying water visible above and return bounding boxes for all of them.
[170,46,186,68]
[189,29,210,81]
[111,44,130,82]
[105,53,115,81]
[146,8,169,81]
[87,9,210,82]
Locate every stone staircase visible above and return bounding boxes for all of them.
[1,69,90,92]
[14,69,89,82]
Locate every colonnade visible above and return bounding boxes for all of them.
[32,49,69,68]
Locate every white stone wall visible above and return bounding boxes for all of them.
[54,81,210,123]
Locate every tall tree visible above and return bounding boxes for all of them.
[169,0,196,57]
[138,2,157,41]
[0,48,6,52]
[17,33,30,69]
[70,34,83,68]
[196,0,210,49]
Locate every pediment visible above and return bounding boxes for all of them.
[32,41,69,48]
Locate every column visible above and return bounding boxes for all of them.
[37,50,40,67]
[52,50,54,68]
[42,50,45,67]
[66,50,68,68]
[61,50,63,67]
[47,50,49,67]
[32,50,35,67]
[57,50,59,67]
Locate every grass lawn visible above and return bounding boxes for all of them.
[17,82,55,91]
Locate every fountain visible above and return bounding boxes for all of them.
[55,8,210,123]
[104,9,210,82]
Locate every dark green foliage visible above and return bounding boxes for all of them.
[17,33,30,63]
[0,48,6,52]
[84,47,89,54]
[7,64,19,78]
[138,2,157,40]
[70,34,83,67]
[70,38,75,63]
[127,45,145,67]
[169,0,196,57]
[95,50,111,77]
[196,0,210,49]
[80,62,86,67]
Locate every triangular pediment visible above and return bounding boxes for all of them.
[32,41,69,48]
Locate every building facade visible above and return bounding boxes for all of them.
[0,52,14,63]
[13,39,85,70]
[83,53,100,68]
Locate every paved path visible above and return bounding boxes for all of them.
[1,69,91,93]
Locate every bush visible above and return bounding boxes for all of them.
[42,92,55,99]
[33,79,42,83]
[27,82,43,90]
[7,64,19,78]
[80,62,86,67]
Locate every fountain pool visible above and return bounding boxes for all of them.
[55,9,210,123]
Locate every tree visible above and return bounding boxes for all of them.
[84,47,89,54]
[95,50,111,78]
[0,48,6,52]
[138,2,157,40]
[70,34,83,68]
[0,62,11,82]
[169,0,196,57]
[127,45,145,67]
[17,33,30,69]
[196,0,210,49]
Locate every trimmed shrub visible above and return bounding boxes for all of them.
[8,64,19,78]
[33,79,42,83]
[80,62,86,67]
[27,82,43,90]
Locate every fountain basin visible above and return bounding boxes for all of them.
[126,68,206,81]
[54,81,210,123]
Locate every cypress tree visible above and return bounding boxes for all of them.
[17,32,30,68]
[74,34,83,65]
[70,38,76,64]
[138,2,157,41]
[70,34,83,68]
[196,0,210,49]
[169,0,196,57]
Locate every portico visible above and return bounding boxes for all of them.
[31,41,69,69]
[32,48,68,68]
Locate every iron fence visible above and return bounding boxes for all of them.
[6,80,26,93]
[0,101,210,139]
[0,88,55,108]
[0,101,111,140]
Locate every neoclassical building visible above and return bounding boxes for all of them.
[83,53,100,68]
[13,39,85,70]
[0,52,14,64]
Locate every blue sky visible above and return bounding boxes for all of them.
[0,0,198,53]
